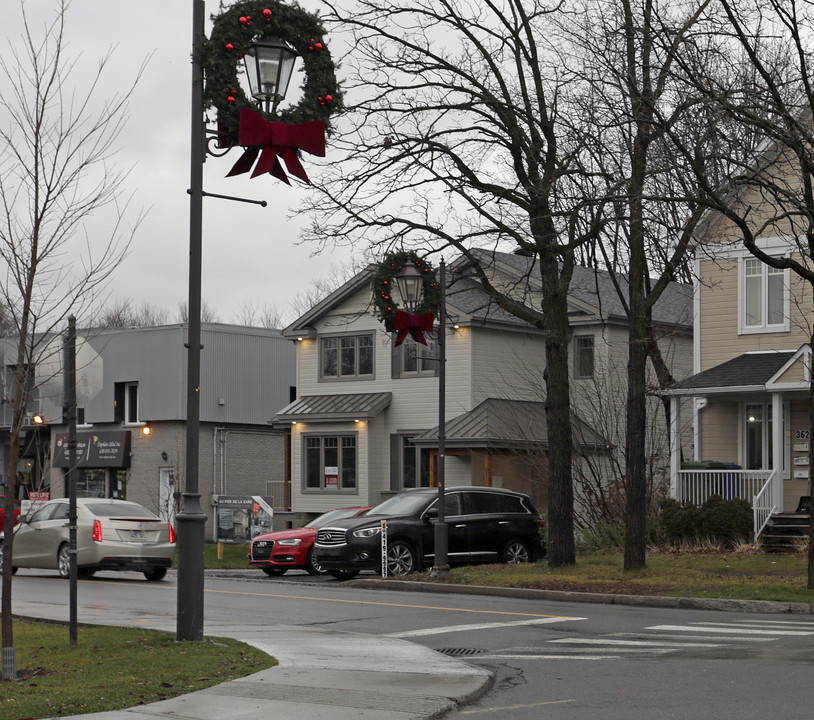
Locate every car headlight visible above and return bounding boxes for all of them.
[353,526,382,538]
[276,538,302,546]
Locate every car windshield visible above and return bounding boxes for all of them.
[85,503,157,519]
[366,493,432,517]
[305,507,366,528]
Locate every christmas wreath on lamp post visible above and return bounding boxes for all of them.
[371,252,442,346]
[197,0,342,183]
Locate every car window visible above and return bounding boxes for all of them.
[367,493,432,517]
[467,491,529,514]
[444,493,464,517]
[28,504,58,523]
[85,503,157,519]
[306,508,365,528]
[50,504,70,521]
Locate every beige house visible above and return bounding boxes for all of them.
[667,172,814,536]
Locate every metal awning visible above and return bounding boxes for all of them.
[272,392,392,423]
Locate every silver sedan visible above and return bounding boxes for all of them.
[0,498,175,581]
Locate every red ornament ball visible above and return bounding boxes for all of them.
[225,43,234,52]
[315,42,323,51]
[263,8,272,19]
[324,94,333,105]
[227,95,236,104]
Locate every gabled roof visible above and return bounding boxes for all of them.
[668,351,796,395]
[272,392,392,423]
[410,398,609,451]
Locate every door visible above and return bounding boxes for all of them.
[13,502,69,567]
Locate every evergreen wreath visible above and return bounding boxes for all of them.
[370,251,442,332]
[198,0,342,144]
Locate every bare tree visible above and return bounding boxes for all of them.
[309,0,615,566]
[0,0,142,678]
[235,300,285,328]
[177,300,219,324]
[95,297,170,328]
[663,0,814,587]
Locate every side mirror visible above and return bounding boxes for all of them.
[424,508,438,521]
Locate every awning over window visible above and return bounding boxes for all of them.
[273,392,392,423]
[410,398,608,451]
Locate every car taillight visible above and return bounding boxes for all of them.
[168,524,176,543]
[92,519,103,542]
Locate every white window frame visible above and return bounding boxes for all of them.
[319,334,375,381]
[573,335,595,379]
[124,382,139,425]
[738,256,790,334]
[739,400,790,479]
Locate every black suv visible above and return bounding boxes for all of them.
[314,486,544,579]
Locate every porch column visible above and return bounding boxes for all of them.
[772,391,784,512]
[670,395,681,501]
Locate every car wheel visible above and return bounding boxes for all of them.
[261,566,287,577]
[502,538,532,564]
[328,569,360,580]
[305,548,327,575]
[0,542,17,575]
[143,567,167,581]
[57,544,71,578]
[386,541,417,576]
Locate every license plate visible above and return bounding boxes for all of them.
[130,530,147,542]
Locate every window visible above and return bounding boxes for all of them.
[393,331,437,378]
[741,258,788,333]
[574,335,594,378]
[743,401,790,476]
[304,435,357,491]
[320,335,374,380]
[114,382,140,424]
[401,436,432,488]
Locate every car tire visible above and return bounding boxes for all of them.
[57,544,71,578]
[261,566,287,577]
[328,569,360,580]
[0,542,17,575]
[143,567,167,581]
[305,548,327,575]
[502,538,532,564]
[386,541,417,576]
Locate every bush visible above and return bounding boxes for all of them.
[656,495,752,548]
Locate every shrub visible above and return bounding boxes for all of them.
[656,495,752,548]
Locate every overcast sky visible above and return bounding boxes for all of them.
[1,0,351,326]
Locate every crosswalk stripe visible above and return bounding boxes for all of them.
[696,621,814,629]
[613,632,773,643]
[385,616,584,639]
[647,624,814,636]
[477,654,621,661]
[549,638,722,648]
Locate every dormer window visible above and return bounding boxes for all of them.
[320,334,374,380]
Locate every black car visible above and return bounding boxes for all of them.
[314,486,544,579]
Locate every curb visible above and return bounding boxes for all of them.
[348,578,814,615]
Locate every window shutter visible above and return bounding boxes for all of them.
[389,434,400,491]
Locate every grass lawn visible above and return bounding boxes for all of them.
[406,548,814,604]
[0,618,275,719]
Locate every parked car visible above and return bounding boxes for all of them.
[314,486,544,580]
[249,506,371,576]
[0,495,22,529]
[0,498,175,581]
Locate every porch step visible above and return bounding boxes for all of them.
[760,513,811,553]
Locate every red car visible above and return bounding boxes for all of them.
[249,507,370,576]
[0,496,22,529]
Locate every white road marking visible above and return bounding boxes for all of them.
[477,654,620,661]
[384,616,585,639]
[613,632,773,643]
[647,624,814,636]
[549,638,722,648]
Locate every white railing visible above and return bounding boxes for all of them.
[752,471,778,539]
[676,468,779,540]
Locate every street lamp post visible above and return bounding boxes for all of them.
[177,0,298,642]
[394,259,449,575]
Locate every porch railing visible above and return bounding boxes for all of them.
[676,468,778,539]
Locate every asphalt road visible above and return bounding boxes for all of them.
[8,568,814,719]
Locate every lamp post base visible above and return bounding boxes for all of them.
[431,521,449,577]
[176,492,207,642]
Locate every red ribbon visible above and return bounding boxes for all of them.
[394,310,435,347]
[227,109,326,185]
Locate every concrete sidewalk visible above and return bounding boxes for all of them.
[12,594,493,720]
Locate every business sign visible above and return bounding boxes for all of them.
[53,431,131,468]
[215,495,274,542]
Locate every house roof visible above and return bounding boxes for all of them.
[272,392,392,422]
[668,351,796,394]
[410,398,609,450]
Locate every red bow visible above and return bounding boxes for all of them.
[227,109,326,184]
[394,310,434,347]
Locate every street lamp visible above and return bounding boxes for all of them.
[394,261,449,576]
[243,37,298,114]
[178,1,298,643]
